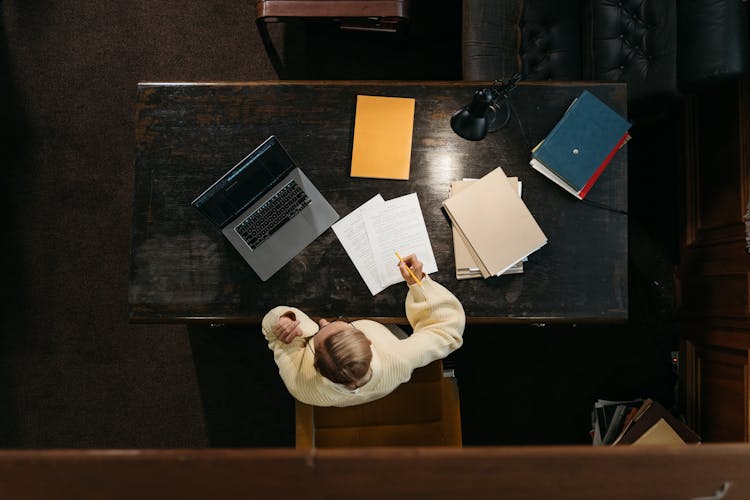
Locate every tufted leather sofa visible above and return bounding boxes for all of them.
[462,0,749,113]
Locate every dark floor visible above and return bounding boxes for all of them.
[1,1,677,448]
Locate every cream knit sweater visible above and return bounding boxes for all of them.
[261,276,465,407]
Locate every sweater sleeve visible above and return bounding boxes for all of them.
[261,306,320,390]
[400,276,466,369]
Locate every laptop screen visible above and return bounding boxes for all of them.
[192,136,296,228]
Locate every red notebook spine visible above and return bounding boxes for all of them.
[578,132,631,199]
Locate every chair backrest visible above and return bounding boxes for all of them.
[295,360,462,448]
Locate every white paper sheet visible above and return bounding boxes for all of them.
[333,192,438,295]
[363,193,438,290]
[332,194,386,296]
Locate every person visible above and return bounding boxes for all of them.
[261,254,465,407]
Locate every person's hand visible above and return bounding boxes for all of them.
[397,253,424,285]
[273,312,302,344]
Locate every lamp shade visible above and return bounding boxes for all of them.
[450,88,495,141]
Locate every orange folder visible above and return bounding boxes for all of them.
[350,95,415,180]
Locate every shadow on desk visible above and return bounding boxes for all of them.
[189,319,675,447]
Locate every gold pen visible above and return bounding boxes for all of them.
[395,251,422,286]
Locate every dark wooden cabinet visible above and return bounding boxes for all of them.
[678,75,750,442]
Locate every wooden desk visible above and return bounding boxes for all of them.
[129,81,628,323]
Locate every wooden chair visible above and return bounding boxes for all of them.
[255,0,411,77]
[255,0,410,31]
[295,360,462,448]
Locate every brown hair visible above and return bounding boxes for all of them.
[314,327,372,387]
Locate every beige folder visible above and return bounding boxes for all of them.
[443,167,547,278]
[350,95,415,180]
[450,178,524,279]
[631,418,687,446]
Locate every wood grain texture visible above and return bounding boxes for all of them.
[295,360,462,447]
[256,0,410,20]
[2,445,750,500]
[678,76,750,441]
[129,81,628,323]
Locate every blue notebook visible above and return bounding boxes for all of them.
[531,90,631,199]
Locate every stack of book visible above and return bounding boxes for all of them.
[530,90,631,200]
[591,398,701,446]
[443,167,547,280]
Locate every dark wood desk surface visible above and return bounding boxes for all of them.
[129,81,628,323]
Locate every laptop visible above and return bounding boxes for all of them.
[192,136,339,281]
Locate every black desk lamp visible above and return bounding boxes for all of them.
[450,74,522,141]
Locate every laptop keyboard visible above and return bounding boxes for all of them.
[235,180,312,250]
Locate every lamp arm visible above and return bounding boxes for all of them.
[489,73,522,103]
[483,73,521,132]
